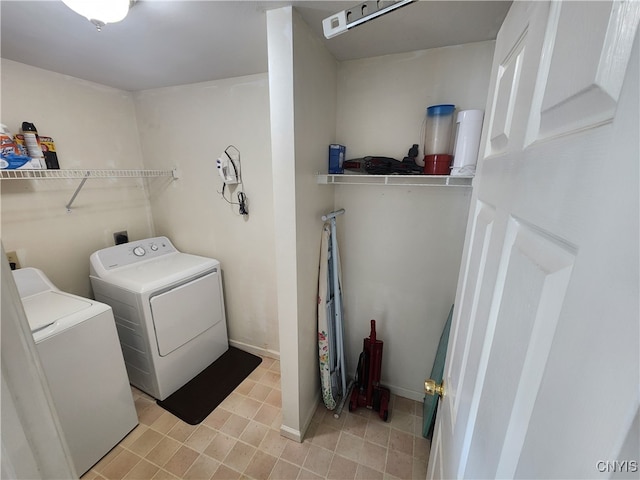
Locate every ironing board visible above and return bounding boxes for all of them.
[318,209,347,412]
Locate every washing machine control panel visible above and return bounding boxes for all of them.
[91,236,178,271]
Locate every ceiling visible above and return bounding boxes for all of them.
[0,1,511,92]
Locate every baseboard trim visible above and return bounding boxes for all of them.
[228,339,279,361]
[301,394,321,440]
[389,384,424,403]
[279,394,321,443]
[280,424,302,442]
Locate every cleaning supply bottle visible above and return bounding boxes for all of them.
[0,124,31,169]
[21,121,46,169]
[0,124,20,157]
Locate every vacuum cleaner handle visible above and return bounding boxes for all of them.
[370,319,377,344]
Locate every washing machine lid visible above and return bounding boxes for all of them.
[13,267,111,341]
[22,291,92,330]
[13,267,57,297]
[92,253,219,293]
[20,290,111,342]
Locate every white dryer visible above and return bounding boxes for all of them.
[89,236,228,401]
[13,267,138,476]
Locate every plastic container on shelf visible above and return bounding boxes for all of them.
[423,154,453,175]
[423,104,456,156]
[451,109,484,176]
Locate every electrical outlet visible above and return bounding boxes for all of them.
[6,251,20,270]
[113,231,129,245]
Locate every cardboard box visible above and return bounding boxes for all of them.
[39,136,60,169]
[14,134,59,169]
[328,144,345,174]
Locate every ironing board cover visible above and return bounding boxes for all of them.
[317,222,342,410]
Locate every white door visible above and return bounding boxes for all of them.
[428,1,640,478]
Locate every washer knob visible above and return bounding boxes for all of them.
[133,246,146,257]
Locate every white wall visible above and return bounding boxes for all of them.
[291,7,339,437]
[1,60,279,357]
[337,41,496,159]
[132,74,278,356]
[0,59,153,297]
[267,6,337,441]
[334,41,495,400]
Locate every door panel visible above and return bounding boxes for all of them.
[429,2,639,478]
[483,1,549,159]
[467,218,576,478]
[447,202,495,426]
[430,421,444,479]
[528,1,640,142]
[150,271,222,356]
[487,33,526,153]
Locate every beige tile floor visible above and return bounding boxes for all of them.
[81,356,431,480]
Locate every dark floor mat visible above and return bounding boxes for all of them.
[157,347,262,425]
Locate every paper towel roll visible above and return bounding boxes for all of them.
[451,110,483,176]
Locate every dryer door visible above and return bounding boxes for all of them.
[150,270,223,356]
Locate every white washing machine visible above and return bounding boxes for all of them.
[89,236,229,401]
[12,267,138,476]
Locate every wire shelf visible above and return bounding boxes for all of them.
[0,169,177,180]
[0,168,179,211]
[316,173,473,187]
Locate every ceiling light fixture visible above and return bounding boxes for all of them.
[61,0,135,31]
[322,0,415,39]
